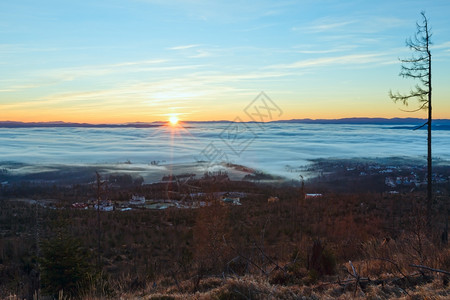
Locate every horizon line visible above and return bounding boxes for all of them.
[0,117,449,126]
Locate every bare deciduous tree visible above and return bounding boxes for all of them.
[389,11,432,226]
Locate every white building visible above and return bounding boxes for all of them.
[130,195,146,205]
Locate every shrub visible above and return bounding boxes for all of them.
[307,240,336,277]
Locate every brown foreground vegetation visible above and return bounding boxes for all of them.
[0,172,449,299]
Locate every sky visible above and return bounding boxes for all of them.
[0,0,450,123]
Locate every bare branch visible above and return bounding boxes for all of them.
[390,12,431,112]
[399,72,427,80]
[370,257,410,279]
[400,65,428,73]
[413,121,428,130]
[223,235,268,276]
[400,56,428,63]
[399,101,428,112]
[390,89,428,106]
[409,264,450,275]
[254,243,285,274]
[349,261,358,278]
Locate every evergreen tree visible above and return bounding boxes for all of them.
[40,226,94,297]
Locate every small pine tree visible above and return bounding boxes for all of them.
[40,226,94,297]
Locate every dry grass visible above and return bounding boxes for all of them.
[71,273,447,300]
[3,267,448,300]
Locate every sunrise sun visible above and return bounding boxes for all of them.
[169,115,179,126]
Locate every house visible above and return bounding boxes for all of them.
[305,193,322,199]
[385,177,396,187]
[100,204,114,211]
[72,202,88,209]
[94,201,114,211]
[130,195,146,205]
[222,197,241,205]
[267,196,279,203]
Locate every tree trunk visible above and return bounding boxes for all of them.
[426,49,432,228]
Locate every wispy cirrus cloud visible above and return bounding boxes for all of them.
[266,53,392,70]
[0,83,43,92]
[46,59,172,80]
[136,0,295,23]
[292,44,359,54]
[432,41,450,50]
[0,59,203,91]
[293,20,357,33]
[1,67,291,114]
[169,44,201,50]
[293,16,406,36]
[189,50,212,58]
[0,43,132,54]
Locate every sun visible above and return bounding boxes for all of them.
[169,115,179,126]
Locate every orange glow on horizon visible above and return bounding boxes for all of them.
[1,100,450,123]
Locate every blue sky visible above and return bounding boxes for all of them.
[1,0,449,122]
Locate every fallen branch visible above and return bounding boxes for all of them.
[239,253,267,275]
[349,261,358,278]
[349,261,365,297]
[224,235,267,276]
[254,243,286,275]
[409,264,450,275]
[371,257,410,282]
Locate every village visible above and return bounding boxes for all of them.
[360,163,449,192]
[299,158,450,194]
[1,160,449,213]
[67,161,450,212]
[69,171,248,212]
[71,192,245,212]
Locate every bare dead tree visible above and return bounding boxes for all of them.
[389,11,433,227]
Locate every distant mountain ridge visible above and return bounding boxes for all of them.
[274,118,450,125]
[0,121,162,128]
[0,118,449,128]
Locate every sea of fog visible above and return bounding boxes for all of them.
[1,122,449,180]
